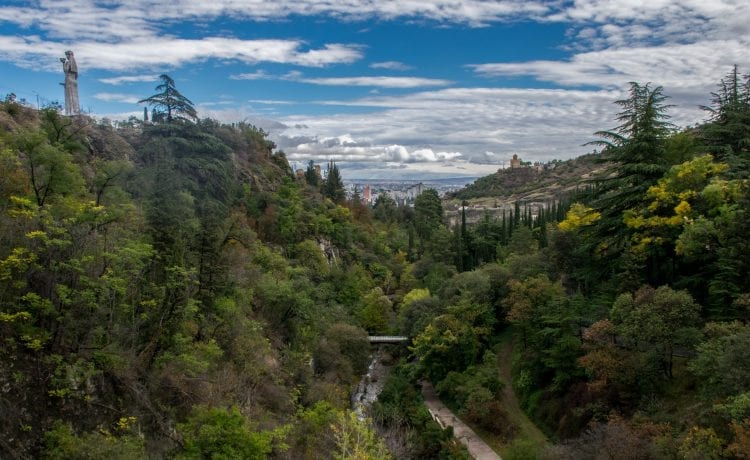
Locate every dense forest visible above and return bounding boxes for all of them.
[1,66,749,459]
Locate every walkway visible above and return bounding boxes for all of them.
[367,336,409,343]
[421,381,502,460]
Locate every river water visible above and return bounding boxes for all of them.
[351,347,390,419]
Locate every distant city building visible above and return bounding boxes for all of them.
[363,185,371,203]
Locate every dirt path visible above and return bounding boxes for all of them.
[496,337,548,447]
[421,381,502,460]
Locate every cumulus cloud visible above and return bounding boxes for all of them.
[0,0,553,39]
[0,36,362,72]
[469,38,747,113]
[471,40,746,89]
[270,86,639,169]
[248,99,294,105]
[285,135,463,164]
[230,71,452,88]
[99,75,160,85]
[298,76,452,88]
[93,92,142,103]
[229,70,270,81]
[370,61,412,71]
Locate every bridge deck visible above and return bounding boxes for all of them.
[368,336,409,343]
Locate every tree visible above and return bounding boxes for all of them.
[701,65,750,173]
[304,160,319,186]
[139,74,197,123]
[413,189,443,256]
[372,194,397,223]
[623,154,728,287]
[689,322,750,398]
[323,160,345,203]
[588,82,673,255]
[176,406,276,459]
[610,285,701,378]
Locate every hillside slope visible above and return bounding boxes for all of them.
[451,154,605,201]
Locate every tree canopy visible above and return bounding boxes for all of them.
[139,74,197,123]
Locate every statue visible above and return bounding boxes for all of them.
[60,50,80,115]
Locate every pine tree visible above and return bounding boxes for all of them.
[323,160,345,203]
[304,160,319,186]
[701,65,750,174]
[588,82,673,253]
[139,74,197,123]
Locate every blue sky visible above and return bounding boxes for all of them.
[1,1,748,179]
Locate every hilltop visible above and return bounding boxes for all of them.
[450,153,605,203]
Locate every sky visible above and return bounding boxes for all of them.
[0,1,748,180]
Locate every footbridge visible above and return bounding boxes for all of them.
[368,336,409,344]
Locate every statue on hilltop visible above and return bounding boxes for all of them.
[60,50,80,115]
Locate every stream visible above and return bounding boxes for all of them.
[351,347,391,419]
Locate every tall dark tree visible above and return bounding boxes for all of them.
[139,74,197,123]
[304,160,319,186]
[323,160,345,203]
[701,65,750,174]
[413,189,443,256]
[587,82,673,273]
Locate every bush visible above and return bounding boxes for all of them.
[42,421,146,460]
[176,406,275,459]
[505,438,541,460]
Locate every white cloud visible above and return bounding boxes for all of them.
[470,38,747,106]
[0,1,552,38]
[284,136,463,164]
[370,61,412,71]
[99,75,160,85]
[298,76,452,88]
[0,36,363,72]
[230,71,452,88]
[230,70,270,80]
[93,92,142,103]
[271,86,635,170]
[248,99,294,105]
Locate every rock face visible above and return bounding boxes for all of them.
[61,50,80,115]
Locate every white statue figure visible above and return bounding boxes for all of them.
[60,50,79,115]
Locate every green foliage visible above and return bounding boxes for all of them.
[5,69,750,458]
[373,193,398,223]
[139,74,197,123]
[584,82,674,286]
[714,392,750,422]
[701,65,750,173]
[611,285,701,378]
[42,421,146,460]
[678,426,723,460]
[412,296,494,381]
[323,160,346,203]
[414,189,444,255]
[15,128,85,206]
[314,322,371,381]
[373,362,465,459]
[331,410,391,460]
[357,287,393,334]
[689,322,750,398]
[504,438,540,460]
[304,159,319,186]
[176,406,277,459]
